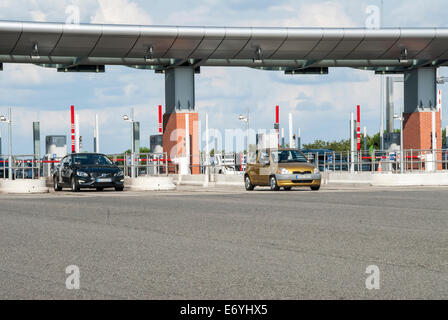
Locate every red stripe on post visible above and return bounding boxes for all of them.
[158,105,163,134]
[71,105,75,153]
[357,105,361,151]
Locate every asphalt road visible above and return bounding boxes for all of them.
[0,185,447,300]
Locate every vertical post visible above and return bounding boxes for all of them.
[350,112,355,173]
[185,113,190,173]
[204,113,209,186]
[158,105,163,135]
[130,108,135,179]
[400,115,404,173]
[363,126,367,152]
[386,77,395,133]
[297,128,301,150]
[357,105,361,151]
[0,124,2,155]
[281,128,285,148]
[75,113,80,153]
[275,105,280,148]
[94,114,99,153]
[432,110,437,172]
[381,76,384,150]
[70,106,75,153]
[8,108,12,180]
[288,113,295,149]
[246,108,250,156]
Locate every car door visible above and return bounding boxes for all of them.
[62,156,72,185]
[258,149,271,186]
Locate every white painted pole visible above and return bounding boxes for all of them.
[8,108,12,180]
[363,126,367,151]
[432,110,437,171]
[185,113,190,174]
[0,123,2,155]
[130,108,135,179]
[350,112,355,173]
[94,114,99,153]
[204,113,209,186]
[288,113,295,149]
[75,113,80,153]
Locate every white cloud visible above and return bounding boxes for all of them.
[91,0,152,25]
[286,1,356,27]
[2,64,57,85]
[30,10,47,22]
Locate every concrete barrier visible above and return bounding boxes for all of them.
[127,176,176,191]
[327,172,448,186]
[0,178,50,194]
[172,174,244,186]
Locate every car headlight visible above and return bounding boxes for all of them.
[277,168,290,175]
[77,171,89,178]
[314,167,320,174]
[116,171,124,177]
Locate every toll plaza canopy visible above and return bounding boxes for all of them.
[1,20,448,74]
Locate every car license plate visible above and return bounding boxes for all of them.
[97,178,112,183]
[296,175,312,180]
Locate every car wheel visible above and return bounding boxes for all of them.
[96,187,104,192]
[245,175,255,191]
[54,176,62,191]
[311,185,321,191]
[115,187,124,192]
[270,176,280,191]
[284,187,292,191]
[71,176,80,192]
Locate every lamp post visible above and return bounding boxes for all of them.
[0,108,12,180]
[394,113,404,174]
[238,109,250,156]
[123,108,136,178]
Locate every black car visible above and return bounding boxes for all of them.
[53,153,124,192]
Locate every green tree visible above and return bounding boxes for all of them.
[303,139,350,152]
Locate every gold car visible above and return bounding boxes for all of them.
[245,148,321,191]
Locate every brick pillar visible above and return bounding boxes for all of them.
[403,111,442,170]
[163,113,200,174]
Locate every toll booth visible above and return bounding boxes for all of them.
[43,135,67,177]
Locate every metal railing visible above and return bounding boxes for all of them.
[303,149,448,173]
[0,154,45,180]
[107,153,170,178]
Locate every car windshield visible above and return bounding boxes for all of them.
[272,150,308,163]
[73,154,113,166]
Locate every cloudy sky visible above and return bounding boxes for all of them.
[1,0,448,154]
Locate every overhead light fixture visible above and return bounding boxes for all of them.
[145,46,155,63]
[123,115,130,121]
[31,43,40,60]
[399,48,408,63]
[0,115,7,122]
[253,47,263,64]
